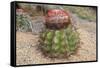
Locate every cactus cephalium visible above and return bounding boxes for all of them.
[40,9,80,58]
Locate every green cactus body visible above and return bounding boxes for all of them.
[40,25,80,58]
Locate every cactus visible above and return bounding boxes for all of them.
[39,9,80,58]
[40,24,80,58]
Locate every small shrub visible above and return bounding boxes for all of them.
[64,6,96,21]
[16,14,31,32]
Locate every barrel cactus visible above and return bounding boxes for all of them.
[40,9,80,58]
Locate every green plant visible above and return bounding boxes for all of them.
[63,6,96,21]
[16,14,30,32]
[40,25,80,58]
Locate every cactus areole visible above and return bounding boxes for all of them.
[45,9,71,29]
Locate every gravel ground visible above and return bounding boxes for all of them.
[16,11,96,65]
[16,25,96,65]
